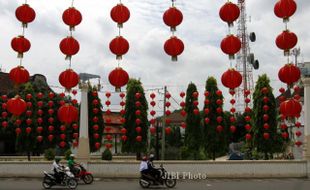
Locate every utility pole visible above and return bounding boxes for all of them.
[161,86,167,160]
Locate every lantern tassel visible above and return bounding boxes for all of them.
[17,53,24,59]
[117,23,123,28]
[115,87,121,92]
[171,56,178,62]
[229,54,235,60]
[170,27,176,32]
[116,55,123,60]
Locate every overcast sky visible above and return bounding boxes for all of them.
[0,0,309,112]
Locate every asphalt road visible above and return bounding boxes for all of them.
[0,178,309,190]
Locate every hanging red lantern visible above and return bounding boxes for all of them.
[276,30,298,54]
[36,127,43,133]
[245,124,251,131]
[9,66,30,85]
[108,67,129,92]
[11,36,31,57]
[278,64,300,85]
[219,2,240,26]
[204,118,210,124]
[59,141,66,148]
[274,0,297,21]
[245,133,252,140]
[1,121,8,128]
[121,135,128,141]
[110,3,130,28]
[280,98,302,118]
[230,125,236,133]
[1,112,8,118]
[136,135,142,142]
[58,104,79,124]
[193,109,200,115]
[109,36,129,60]
[121,128,127,134]
[7,96,27,116]
[165,127,172,135]
[73,133,79,139]
[221,35,241,58]
[25,127,32,134]
[163,7,183,31]
[15,4,36,26]
[135,127,142,133]
[181,122,186,129]
[59,69,80,91]
[263,132,270,140]
[15,128,22,135]
[221,68,242,89]
[59,36,80,58]
[164,36,184,61]
[62,7,82,30]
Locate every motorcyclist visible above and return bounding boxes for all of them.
[139,156,149,174]
[52,157,64,183]
[68,154,79,175]
[147,154,160,182]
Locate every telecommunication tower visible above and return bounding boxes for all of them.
[235,0,259,111]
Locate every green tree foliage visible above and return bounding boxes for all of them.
[122,79,148,157]
[183,82,203,159]
[87,86,104,152]
[252,74,280,159]
[203,77,227,160]
[166,126,182,148]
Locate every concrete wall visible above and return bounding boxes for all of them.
[0,160,308,178]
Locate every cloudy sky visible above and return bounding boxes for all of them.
[0,0,309,112]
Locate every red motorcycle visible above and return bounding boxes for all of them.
[74,164,94,184]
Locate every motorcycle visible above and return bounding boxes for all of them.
[74,164,94,184]
[139,164,177,188]
[42,166,78,189]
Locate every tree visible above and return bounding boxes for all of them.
[122,79,148,159]
[87,86,104,152]
[183,82,203,159]
[252,74,279,159]
[203,77,227,160]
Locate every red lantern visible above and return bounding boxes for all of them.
[221,69,242,89]
[121,135,128,141]
[11,36,31,58]
[60,133,66,140]
[93,133,99,139]
[58,104,79,124]
[94,142,101,150]
[193,109,199,115]
[263,132,270,140]
[165,127,172,135]
[164,36,184,61]
[7,96,27,116]
[110,4,130,28]
[221,35,241,58]
[37,127,43,133]
[282,132,289,139]
[136,135,142,142]
[135,127,142,133]
[1,121,8,128]
[59,69,80,91]
[245,133,252,140]
[15,4,36,26]
[216,125,224,133]
[230,125,236,133]
[106,134,112,141]
[109,36,129,60]
[62,7,82,30]
[276,30,298,54]
[59,36,80,57]
[274,0,297,21]
[204,118,210,124]
[180,110,186,117]
[15,128,22,135]
[280,98,302,118]
[26,127,32,134]
[108,67,129,92]
[9,66,30,85]
[37,136,43,143]
[163,7,183,31]
[121,128,127,134]
[278,64,301,85]
[219,2,240,25]
[245,124,251,131]
[59,141,66,148]
[150,127,156,134]
[180,92,185,98]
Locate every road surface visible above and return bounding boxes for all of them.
[0,178,309,190]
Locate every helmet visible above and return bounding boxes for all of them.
[55,157,61,163]
[149,154,155,161]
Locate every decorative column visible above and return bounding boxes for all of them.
[76,83,90,161]
[302,77,310,160]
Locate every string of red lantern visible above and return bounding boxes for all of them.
[108,0,130,92]
[274,0,302,147]
[165,92,172,135]
[135,92,142,142]
[163,0,184,61]
[58,0,80,93]
[293,86,302,147]
[204,91,210,128]
[119,92,128,142]
[9,0,35,86]
[104,92,113,150]
[91,90,101,150]
[1,95,8,130]
[261,87,271,140]
[219,1,242,135]
[149,92,156,135]
[179,91,186,129]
